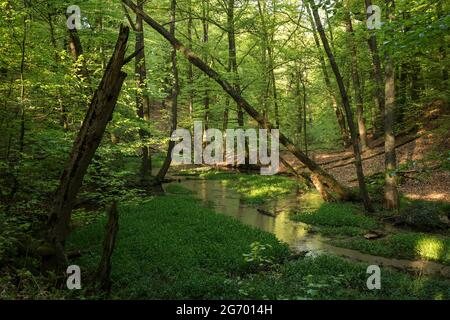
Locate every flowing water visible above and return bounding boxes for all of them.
[165,177,450,278]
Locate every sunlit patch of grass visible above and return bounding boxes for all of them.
[416,237,446,261]
[291,202,379,230]
[194,170,299,205]
[335,233,450,265]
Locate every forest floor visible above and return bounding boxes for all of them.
[281,104,450,202]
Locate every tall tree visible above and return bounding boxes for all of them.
[226,0,244,127]
[127,0,152,185]
[135,0,152,183]
[310,1,373,212]
[383,0,400,210]
[365,0,385,134]
[257,0,280,128]
[305,1,350,147]
[156,0,179,182]
[344,3,369,150]
[202,0,210,130]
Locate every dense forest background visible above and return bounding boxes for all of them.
[0,0,449,299]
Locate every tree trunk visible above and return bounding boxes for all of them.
[310,2,373,212]
[344,6,369,150]
[227,0,244,127]
[383,0,400,210]
[187,0,194,118]
[305,1,350,147]
[96,201,119,294]
[122,0,353,202]
[365,0,385,134]
[202,0,210,130]
[156,0,179,182]
[48,13,69,131]
[46,26,130,268]
[135,0,152,185]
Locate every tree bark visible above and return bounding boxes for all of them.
[96,201,119,294]
[383,0,400,210]
[305,1,350,147]
[202,0,210,130]
[156,0,179,182]
[135,0,152,185]
[365,0,385,134]
[310,2,373,212]
[46,26,130,268]
[187,0,194,118]
[344,6,369,150]
[227,0,244,127]
[48,13,69,131]
[122,0,352,202]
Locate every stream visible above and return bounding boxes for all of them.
[165,176,450,279]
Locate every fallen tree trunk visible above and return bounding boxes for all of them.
[122,0,352,202]
[326,135,422,170]
[318,134,421,167]
[46,25,130,268]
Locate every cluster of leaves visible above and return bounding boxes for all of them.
[243,242,275,268]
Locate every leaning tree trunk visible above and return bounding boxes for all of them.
[122,0,353,202]
[46,25,130,268]
[310,2,373,212]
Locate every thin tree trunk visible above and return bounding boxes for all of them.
[257,0,269,124]
[18,3,28,155]
[48,13,69,131]
[156,0,179,182]
[202,0,210,130]
[46,26,130,268]
[437,1,448,84]
[383,0,400,210]
[68,28,83,63]
[187,0,194,118]
[305,2,350,147]
[310,2,373,212]
[301,70,308,157]
[365,0,385,133]
[344,6,369,150]
[294,65,302,147]
[122,0,353,202]
[227,0,244,127]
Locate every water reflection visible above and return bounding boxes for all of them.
[166,178,327,252]
[164,177,450,278]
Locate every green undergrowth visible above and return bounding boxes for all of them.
[335,232,450,266]
[66,194,450,299]
[290,198,380,237]
[67,195,290,299]
[179,169,300,205]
